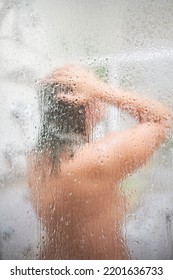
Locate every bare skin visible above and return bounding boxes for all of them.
[28,65,172,260]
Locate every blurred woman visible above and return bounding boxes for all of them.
[28,65,172,259]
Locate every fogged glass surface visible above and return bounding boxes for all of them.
[0,0,173,259]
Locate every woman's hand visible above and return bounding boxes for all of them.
[44,65,103,104]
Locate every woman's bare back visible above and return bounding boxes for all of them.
[28,153,129,259]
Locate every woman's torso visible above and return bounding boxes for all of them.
[28,153,129,260]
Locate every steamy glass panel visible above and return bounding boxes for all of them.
[0,0,173,260]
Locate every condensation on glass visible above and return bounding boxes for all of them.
[0,0,173,259]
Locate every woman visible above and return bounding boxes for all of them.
[28,65,172,259]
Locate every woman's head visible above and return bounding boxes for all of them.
[37,71,105,172]
[39,83,87,135]
[37,82,88,172]
[39,65,106,134]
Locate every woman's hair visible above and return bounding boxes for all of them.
[37,83,88,172]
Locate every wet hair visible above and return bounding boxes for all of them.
[37,83,88,172]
